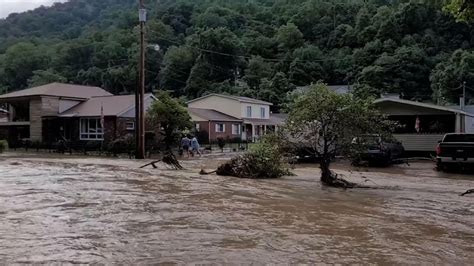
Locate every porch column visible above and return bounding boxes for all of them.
[455,113,461,133]
[8,104,14,122]
[251,124,256,142]
[263,125,267,135]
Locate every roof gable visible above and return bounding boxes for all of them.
[0,83,112,100]
[60,94,154,117]
[188,108,242,121]
[187,93,273,106]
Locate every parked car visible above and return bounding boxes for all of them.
[436,133,474,171]
[351,135,405,166]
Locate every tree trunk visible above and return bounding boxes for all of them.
[319,157,355,189]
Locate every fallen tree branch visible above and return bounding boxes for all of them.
[140,153,183,170]
[460,189,474,196]
[199,169,217,175]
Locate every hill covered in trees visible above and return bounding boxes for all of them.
[0,0,473,106]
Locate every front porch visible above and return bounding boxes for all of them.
[375,98,467,152]
[242,123,280,142]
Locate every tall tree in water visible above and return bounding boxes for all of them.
[281,83,392,188]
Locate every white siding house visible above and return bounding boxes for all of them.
[187,94,285,142]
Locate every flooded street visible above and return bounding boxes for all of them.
[0,153,473,264]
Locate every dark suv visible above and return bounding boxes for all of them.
[351,135,405,166]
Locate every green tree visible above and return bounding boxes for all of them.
[160,46,195,95]
[357,46,432,100]
[3,42,48,90]
[258,72,294,106]
[27,69,67,87]
[280,83,392,188]
[275,22,304,51]
[444,0,474,22]
[430,49,474,104]
[147,92,192,150]
[288,45,325,86]
[185,27,242,98]
[243,56,273,90]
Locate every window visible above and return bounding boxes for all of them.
[260,107,266,118]
[195,123,200,131]
[80,118,103,140]
[215,123,225,133]
[246,106,252,117]
[126,122,135,130]
[232,124,241,135]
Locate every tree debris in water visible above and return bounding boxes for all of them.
[460,189,474,196]
[140,153,183,170]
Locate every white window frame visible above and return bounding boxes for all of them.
[246,106,252,117]
[260,107,266,118]
[126,121,135,130]
[80,118,104,140]
[232,124,241,135]
[215,123,225,133]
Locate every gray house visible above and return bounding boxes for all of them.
[0,83,155,145]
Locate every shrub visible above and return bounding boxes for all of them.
[216,135,292,178]
[0,140,8,153]
[107,135,135,155]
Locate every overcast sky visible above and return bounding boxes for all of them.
[0,0,68,18]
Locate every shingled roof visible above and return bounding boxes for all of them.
[187,93,272,105]
[0,83,112,100]
[188,108,242,122]
[60,94,154,117]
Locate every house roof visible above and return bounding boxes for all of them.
[60,94,153,117]
[374,98,472,115]
[448,105,474,115]
[0,83,112,100]
[187,93,273,106]
[243,113,288,126]
[188,108,242,122]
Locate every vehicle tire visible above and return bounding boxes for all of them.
[383,151,392,166]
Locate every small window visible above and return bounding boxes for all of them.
[246,106,252,117]
[80,118,104,140]
[195,123,200,131]
[260,107,266,118]
[232,124,241,135]
[215,123,225,133]
[126,122,135,130]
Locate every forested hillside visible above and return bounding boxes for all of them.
[0,0,473,105]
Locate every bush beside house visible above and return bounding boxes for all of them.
[0,140,8,153]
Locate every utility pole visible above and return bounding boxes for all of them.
[136,0,146,159]
[462,81,466,110]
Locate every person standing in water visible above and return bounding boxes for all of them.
[191,136,201,157]
[180,135,191,158]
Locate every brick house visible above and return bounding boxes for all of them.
[187,94,286,142]
[188,108,243,142]
[59,93,156,143]
[0,82,155,145]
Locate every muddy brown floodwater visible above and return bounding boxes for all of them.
[0,153,473,264]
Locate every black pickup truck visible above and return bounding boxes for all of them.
[436,133,474,170]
